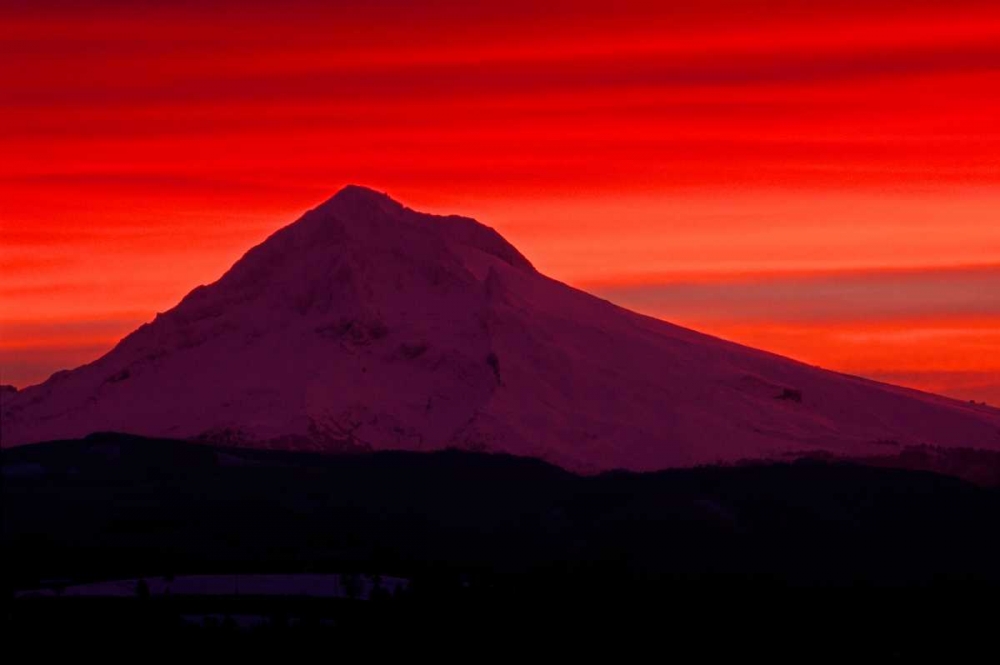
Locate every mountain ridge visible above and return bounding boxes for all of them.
[3,186,999,474]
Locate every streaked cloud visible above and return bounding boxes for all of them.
[1,0,998,400]
[592,265,1000,324]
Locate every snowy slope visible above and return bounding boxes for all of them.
[3,185,999,472]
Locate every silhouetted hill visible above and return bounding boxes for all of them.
[5,433,998,587]
[5,433,999,654]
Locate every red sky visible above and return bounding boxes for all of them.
[2,0,999,404]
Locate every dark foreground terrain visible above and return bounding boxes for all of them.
[3,433,999,656]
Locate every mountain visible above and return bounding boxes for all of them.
[3,185,999,473]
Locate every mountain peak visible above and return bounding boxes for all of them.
[328,184,398,206]
[307,185,535,272]
[319,184,406,218]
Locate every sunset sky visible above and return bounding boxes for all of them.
[2,0,998,403]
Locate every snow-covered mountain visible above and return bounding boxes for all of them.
[3,185,999,472]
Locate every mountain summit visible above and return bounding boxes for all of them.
[314,185,534,272]
[3,187,999,472]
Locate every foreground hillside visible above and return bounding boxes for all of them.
[5,434,999,653]
[5,433,999,587]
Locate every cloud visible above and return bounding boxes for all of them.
[593,265,1000,324]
